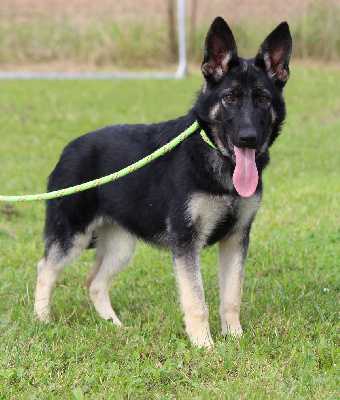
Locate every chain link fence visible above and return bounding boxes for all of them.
[0,0,338,74]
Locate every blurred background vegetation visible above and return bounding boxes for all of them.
[0,0,338,72]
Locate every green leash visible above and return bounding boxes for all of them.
[0,121,216,203]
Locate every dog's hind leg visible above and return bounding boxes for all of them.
[85,258,102,290]
[35,232,91,322]
[87,224,136,325]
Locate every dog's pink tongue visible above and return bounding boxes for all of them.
[233,147,258,197]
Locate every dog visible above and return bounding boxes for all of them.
[34,17,292,347]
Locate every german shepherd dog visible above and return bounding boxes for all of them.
[35,17,292,347]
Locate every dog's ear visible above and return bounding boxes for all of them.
[255,22,292,90]
[201,17,238,84]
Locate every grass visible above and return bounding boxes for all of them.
[0,18,171,69]
[0,64,339,399]
[0,1,339,68]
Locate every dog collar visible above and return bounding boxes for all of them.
[199,129,217,149]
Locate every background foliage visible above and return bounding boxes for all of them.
[0,0,339,71]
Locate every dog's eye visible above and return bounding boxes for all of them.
[259,95,268,103]
[225,94,235,102]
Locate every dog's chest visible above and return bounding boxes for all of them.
[186,192,261,244]
[186,192,232,241]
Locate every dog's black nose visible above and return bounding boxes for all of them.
[239,129,258,148]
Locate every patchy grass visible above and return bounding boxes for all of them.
[0,64,339,399]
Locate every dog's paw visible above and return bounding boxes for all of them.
[197,336,214,349]
[223,323,243,338]
[107,315,122,327]
[231,327,243,338]
[188,329,214,348]
[34,307,50,323]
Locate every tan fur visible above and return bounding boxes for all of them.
[186,192,232,244]
[174,255,213,348]
[218,195,261,336]
[87,224,136,324]
[34,220,136,325]
[183,193,261,342]
[34,231,92,321]
[209,103,221,121]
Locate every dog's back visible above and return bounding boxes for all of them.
[45,117,199,248]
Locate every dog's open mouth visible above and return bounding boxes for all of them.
[227,137,259,198]
[227,137,236,162]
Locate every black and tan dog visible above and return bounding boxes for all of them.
[35,17,292,347]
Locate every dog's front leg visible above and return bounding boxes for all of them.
[172,246,213,348]
[218,232,249,338]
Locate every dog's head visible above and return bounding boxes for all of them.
[197,17,292,197]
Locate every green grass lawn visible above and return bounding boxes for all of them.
[0,64,339,399]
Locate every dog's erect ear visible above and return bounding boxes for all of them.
[255,22,292,90]
[201,17,238,84]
